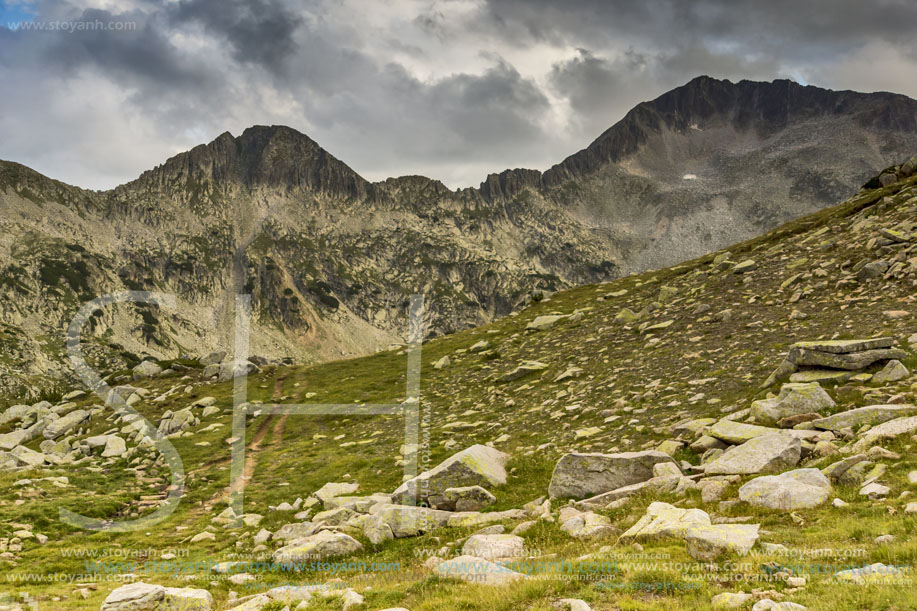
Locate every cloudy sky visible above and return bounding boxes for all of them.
[1,0,916,190]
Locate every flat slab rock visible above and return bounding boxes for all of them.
[789,369,852,383]
[763,337,903,386]
[853,416,917,451]
[575,474,683,509]
[791,338,893,354]
[793,347,907,370]
[706,420,823,444]
[548,450,675,499]
[811,404,917,431]
[620,501,711,541]
[101,583,213,611]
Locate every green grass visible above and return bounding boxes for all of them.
[4,178,917,609]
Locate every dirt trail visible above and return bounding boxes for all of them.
[200,375,289,511]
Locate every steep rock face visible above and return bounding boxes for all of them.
[1,77,916,396]
[123,126,371,199]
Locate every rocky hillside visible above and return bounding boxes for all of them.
[1,76,916,398]
[1,158,917,609]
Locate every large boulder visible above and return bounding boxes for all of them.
[0,404,31,426]
[548,451,675,499]
[273,522,321,542]
[707,420,777,444]
[273,530,362,562]
[620,502,711,542]
[200,351,226,366]
[10,445,47,467]
[101,436,127,458]
[392,445,507,504]
[161,587,213,611]
[738,469,831,510]
[218,360,260,382]
[750,383,834,425]
[821,454,868,482]
[42,409,89,439]
[133,360,163,380]
[0,430,31,451]
[314,481,360,504]
[852,415,917,451]
[434,555,526,586]
[158,408,198,436]
[704,433,801,475]
[440,485,496,511]
[371,504,452,537]
[763,338,905,387]
[811,405,917,432]
[101,583,165,611]
[462,534,526,560]
[559,508,616,539]
[873,360,910,383]
[685,524,760,561]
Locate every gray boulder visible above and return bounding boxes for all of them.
[11,445,47,467]
[620,502,711,542]
[685,524,759,561]
[852,415,917,451]
[440,485,496,511]
[218,360,260,382]
[371,504,452,537]
[132,360,163,380]
[548,450,675,499]
[704,433,801,475]
[158,408,198,435]
[434,554,526,586]
[101,436,127,458]
[811,404,917,431]
[161,587,213,610]
[200,351,226,366]
[273,530,362,562]
[873,360,910,383]
[0,430,31,451]
[750,383,834,425]
[42,409,89,439]
[738,468,831,510]
[462,534,525,560]
[100,582,165,611]
[393,444,507,504]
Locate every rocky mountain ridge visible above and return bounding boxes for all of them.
[1,76,916,398]
[2,155,917,610]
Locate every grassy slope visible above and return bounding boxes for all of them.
[2,175,917,610]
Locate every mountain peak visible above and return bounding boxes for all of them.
[539,76,917,187]
[125,125,370,200]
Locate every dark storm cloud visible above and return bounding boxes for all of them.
[170,0,303,72]
[0,0,915,190]
[40,8,210,89]
[481,0,917,51]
